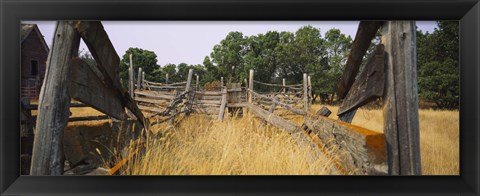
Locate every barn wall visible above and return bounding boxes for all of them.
[21,28,49,99]
[21,29,48,86]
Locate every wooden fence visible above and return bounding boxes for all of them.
[24,20,421,176]
[131,68,246,122]
[243,21,421,175]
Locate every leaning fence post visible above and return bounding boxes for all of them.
[303,73,308,113]
[248,69,254,103]
[136,67,142,91]
[129,54,134,97]
[30,21,80,175]
[381,21,421,175]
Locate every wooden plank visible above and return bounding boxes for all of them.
[72,21,122,89]
[227,88,242,92]
[226,103,247,107]
[68,115,109,122]
[337,21,384,99]
[338,44,385,116]
[134,97,169,106]
[249,89,306,115]
[303,113,388,175]
[134,91,175,100]
[68,59,127,120]
[196,91,222,96]
[72,21,148,128]
[195,99,221,105]
[218,88,227,120]
[31,21,80,175]
[196,95,222,100]
[247,103,300,134]
[316,106,332,117]
[381,21,421,175]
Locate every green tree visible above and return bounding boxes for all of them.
[417,21,459,109]
[210,31,246,83]
[119,47,159,87]
[321,28,352,103]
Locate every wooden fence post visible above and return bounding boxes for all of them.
[129,54,134,97]
[142,71,145,89]
[303,73,308,113]
[248,69,254,103]
[218,87,227,121]
[381,21,421,175]
[166,73,169,84]
[185,69,193,92]
[282,78,286,94]
[196,74,199,90]
[30,21,80,175]
[137,67,142,91]
[308,75,312,103]
[221,77,224,87]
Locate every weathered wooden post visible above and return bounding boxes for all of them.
[248,69,254,103]
[303,73,308,113]
[185,69,193,92]
[136,67,142,91]
[381,21,421,175]
[308,75,312,103]
[221,77,224,87]
[166,73,169,84]
[129,54,134,97]
[30,21,80,175]
[218,87,227,121]
[196,74,199,90]
[282,78,286,94]
[142,71,145,89]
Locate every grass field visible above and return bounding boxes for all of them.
[62,103,459,175]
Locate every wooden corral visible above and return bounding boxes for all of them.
[24,20,421,176]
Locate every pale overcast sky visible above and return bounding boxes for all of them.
[24,21,438,66]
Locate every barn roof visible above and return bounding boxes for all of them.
[21,23,49,52]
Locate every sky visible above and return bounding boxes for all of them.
[24,21,438,66]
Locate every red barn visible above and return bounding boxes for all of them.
[21,24,49,99]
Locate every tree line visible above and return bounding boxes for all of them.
[105,22,458,109]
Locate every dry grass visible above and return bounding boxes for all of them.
[38,102,458,175]
[310,105,459,175]
[123,113,337,175]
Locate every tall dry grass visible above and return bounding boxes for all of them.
[123,113,337,175]
[310,105,459,175]
[53,103,458,175]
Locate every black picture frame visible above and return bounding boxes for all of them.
[1,0,479,195]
